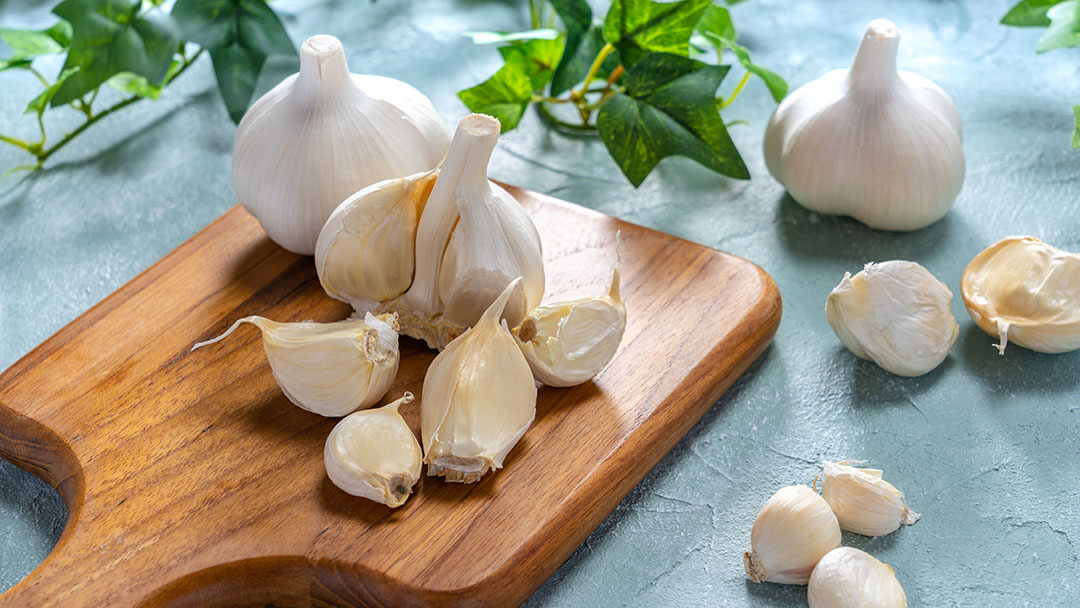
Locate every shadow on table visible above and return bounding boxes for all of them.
[957,325,1080,395]
[847,347,952,413]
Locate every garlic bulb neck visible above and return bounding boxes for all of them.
[295,35,354,99]
[848,19,900,92]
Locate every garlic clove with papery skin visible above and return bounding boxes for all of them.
[325,392,422,508]
[232,34,449,255]
[808,547,908,608]
[191,312,400,417]
[743,485,841,585]
[764,19,964,231]
[826,260,959,377]
[961,236,1080,355]
[819,461,920,537]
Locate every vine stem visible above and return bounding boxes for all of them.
[720,71,751,109]
[535,103,597,134]
[571,43,615,102]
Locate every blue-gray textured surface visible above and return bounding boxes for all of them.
[1,0,1078,605]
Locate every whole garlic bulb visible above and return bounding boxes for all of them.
[233,34,450,255]
[820,461,920,537]
[192,312,399,417]
[961,236,1080,355]
[325,392,422,508]
[826,261,958,377]
[743,485,841,585]
[764,19,964,231]
[808,547,908,608]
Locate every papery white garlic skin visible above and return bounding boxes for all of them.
[421,279,537,483]
[961,236,1080,355]
[743,485,842,585]
[325,392,421,508]
[192,312,399,417]
[821,461,920,537]
[826,261,958,376]
[808,547,908,608]
[233,34,450,255]
[764,19,964,231]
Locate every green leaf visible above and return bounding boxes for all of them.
[0,58,33,72]
[51,0,179,106]
[548,0,593,96]
[697,4,736,41]
[596,52,747,187]
[1072,105,1080,148]
[1001,0,1066,26]
[26,66,79,114]
[603,0,713,67]
[498,37,564,91]
[695,6,787,102]
[457,61,534,131]
[0,21,72,58]
[172,0,297,123]
[465,29,558,45]
[1036,0,1080,51]
[107,60,179,100]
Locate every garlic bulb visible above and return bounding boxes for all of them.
[961,236,1080,355]
[826,261,958,377]
[764,19,964,231]
[421,279,537,483]
[820,461,920,537]
[325,392,422,508]
[233,34,450,255]
[514,240,625,386]
[743,485,841,585]
[808,547,908,608]
[192,312,399,416]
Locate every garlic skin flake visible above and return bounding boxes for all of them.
[233,34,449,255]
[764,19,964,231]
[192,312,400,417]
[325,392,422,508]
[421,279,537,483]
[820,461,920,537]
[961,236,1080,355]
[826,261,958,377]
[808,547,908,608]
[743,485,841,585]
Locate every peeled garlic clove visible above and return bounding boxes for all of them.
[233,34,449,255]
[421,279,537,483]
[826,261,958,376]
[961,236,1080,355]
[192,312,399,417]
[764,19,964,231]
[514,242,625,387]
[808,547,908,608]
[743,485,841,585]
[820,461,920,537]
[324,392,422,508]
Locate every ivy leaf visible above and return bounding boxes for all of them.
[1072,105,1080,148]
[695,6,787,102]
[1001,0,1066,26]
[1036,0,1080,51]
[596,52,747,186]
[107,57,181,100]
[603,0,713,67]
[51,0,180,106]
[26,67,80,114]
[457,61,534,131]
[548,0,592,95]
[172,0,298,123]
[0,21,72,58]
[499,37,564,91]
[465,29,558,45]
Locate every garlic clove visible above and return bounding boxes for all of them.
[421,278,537,483]
[514,240,626,387]
[820,461,920,537]
[743,485,841,585]
[192,312,400,417]
[764,19,964,231]
[826,260,959,376]
[324,392,422,508]
[807,547,908,608]
[961,236,1080,355]
[232,34,449,255]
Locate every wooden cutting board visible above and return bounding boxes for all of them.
[0,186,780,608]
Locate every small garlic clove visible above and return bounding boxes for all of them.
[743,485,841,585]
[961,236,1080,355]
[324,392,422,508]
[807,547,908,608]
[192,312,400,417]
[826,260,958,376]
[820,461,920,537]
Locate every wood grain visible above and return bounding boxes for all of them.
[0,186,780,607]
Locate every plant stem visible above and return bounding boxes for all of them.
[0,134,31,151]
[571,43,615,101]
[720,71,751,109]
[528,0,539,29]
[536,103,597,134]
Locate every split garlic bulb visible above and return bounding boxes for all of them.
[514,241,625,387]
[743,485,841,585]
[764,19,964,231]
[820,461,920,537]
[325,392,422,508]
[961,236,1080,355]
[192,312,399,417]
[807,547,908,608]
[826,261,958,376]
[421,279,537,483]
[233,34,450,255]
